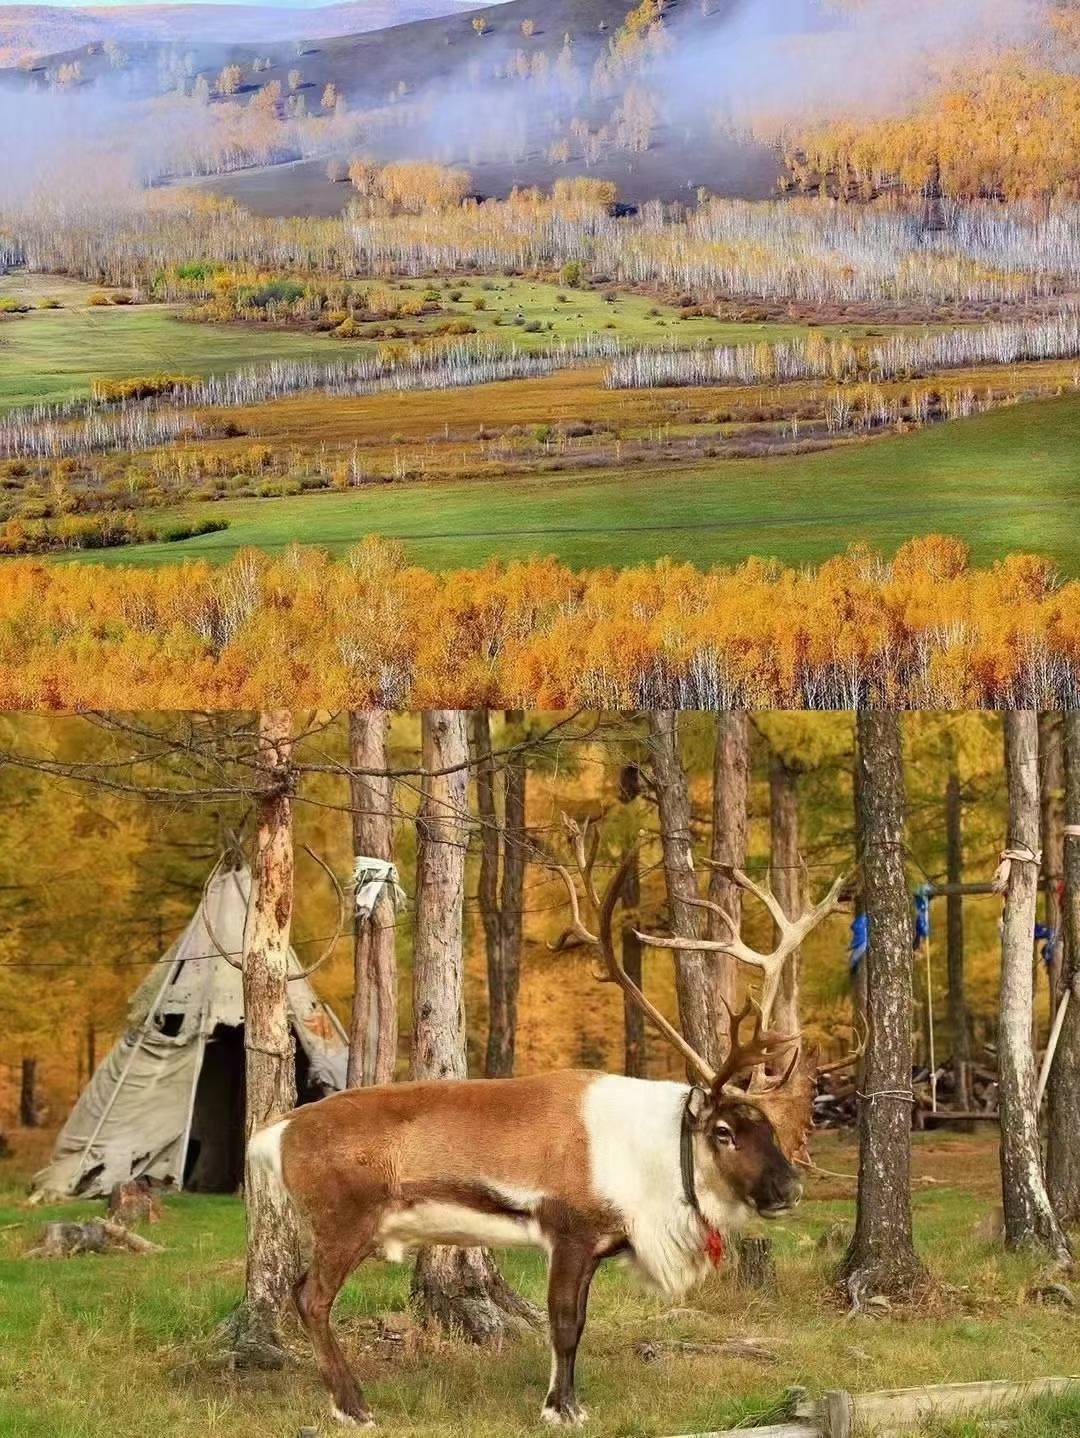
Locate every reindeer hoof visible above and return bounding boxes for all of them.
[330,1404,376,1428]
[541,1403,589,1427]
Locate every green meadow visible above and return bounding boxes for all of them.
[75,392,1080,574]
[3,1130,1079,1438]
[0,277,341,412]
[0,270,896,413]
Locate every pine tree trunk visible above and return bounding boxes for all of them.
[707,713,747,1037]
[19,1057,38,1128]
[622,851,646,1077]
[945,742,972,1109]
[839,712,928,1306]
[998,712,1070,1262]
[411,711,538,1339]
[223,709,300,1366]
[1038,714,1065,1009]
[472,711,526,1079]
[648,710,718,1068]
[498,717,526,1074]
[1047,711,1080,1226]
[769,752,804,1038]
[347,710,397,1088]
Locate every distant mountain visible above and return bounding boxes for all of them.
[0,0,496,65]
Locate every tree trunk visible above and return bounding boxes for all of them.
[1047,711,1080,1227]
[622,851,646,1077]
[707,713,747,1038]
[850,747,867,1043]
[998,712,1070,1262]
[945,740,972,1109]
[471,711,526,1079]
[839,712,928,1306]
[223,709,300,1366]
[19,1057,38,1128]
[769,752,803,1039]
[1038,713,1065,1009]
[346,710,397,1088]
[411,711,538,1339]
[648,710,719,1069]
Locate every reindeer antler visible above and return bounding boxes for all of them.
[550,818,720,1088]
[634,866,848,1030]
[712,997,797,1091]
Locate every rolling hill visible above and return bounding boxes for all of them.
[0,0,499,66]
[2,0,779,210]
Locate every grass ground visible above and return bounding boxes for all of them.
[1,1129,1078,1438]
[0,276,349,412]
[0,270,903,414]
[76,390,1080,573]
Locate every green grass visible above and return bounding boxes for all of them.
[75,391,1080,574]
[0,295,350,413]
[0,270,900,414]
[2,1132,1079,1438]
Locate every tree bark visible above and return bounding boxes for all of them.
[19,1057,38,1128]
[769,751,803,1039]
[411,711,538,1339]
[1046,712,1080,1228]
[223,709,301,1366]
[622,851,646,1077]
[1038,713,1065,1008]
[471,711,526,1079]
[998,712,1070,1262]
[707,713,747,1038]
[648,710,719,1069]
[945,738,972,1109]
[839,712,928,1306]
[346,710,397,1088]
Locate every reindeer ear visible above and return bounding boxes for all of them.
[685,1085,710,1123]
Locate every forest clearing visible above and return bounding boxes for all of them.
[2,709,1079,1438]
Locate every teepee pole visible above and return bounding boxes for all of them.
[72,948,186,1189]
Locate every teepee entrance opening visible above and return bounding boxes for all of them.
[184,1024,246,1192]
[32,859,350,1202]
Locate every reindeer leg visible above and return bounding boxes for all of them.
[542,1238,599,1427]
[294,1225,377,1428]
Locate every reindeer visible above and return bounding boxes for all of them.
[249,825,847,1429]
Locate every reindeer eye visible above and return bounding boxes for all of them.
[713,1122,735,1147]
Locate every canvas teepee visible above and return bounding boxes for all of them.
[33,860,349,1200]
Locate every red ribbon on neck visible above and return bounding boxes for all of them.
[705,1228,726,1268]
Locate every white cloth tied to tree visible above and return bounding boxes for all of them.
[992,842,1043,895]
[353,857,406,919]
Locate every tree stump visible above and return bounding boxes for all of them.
[411,1246,542,1342]
[735,1235,776,1290]
[107,1178,161,1227]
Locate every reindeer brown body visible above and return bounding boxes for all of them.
[249,827,847,1428]
[253,1067,804,1427]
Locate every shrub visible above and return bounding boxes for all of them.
[559,260,584,288]
[157,517,230,543]
[87,292,113,307]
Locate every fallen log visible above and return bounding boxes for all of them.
[813,1377,1080,1436]
[25,1219,164,1258]
[635,1337,784,1365]
[663,1376,1080,1438]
